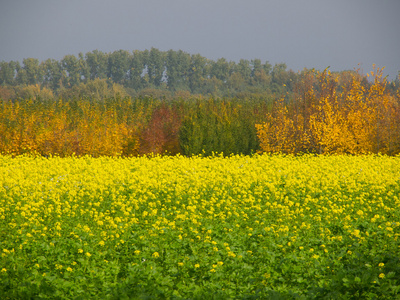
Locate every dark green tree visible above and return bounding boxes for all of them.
[128,50,146,90]
[188,54,208,94]
[146,48,165,87]
[271,63,289,93]
[236,59,252,82]
[15,61,28,85]
[166,49,190,91]
[78,52,90,83]
[61,54,81,87]
[0,61,17,85]
[210,58,232,82]
[86,50,108,80]
[107,50,130,84]
[41,59,64,90]
[23,58,43,85]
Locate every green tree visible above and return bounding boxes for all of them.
[15,61,28,85]
[107,50,130,84]
[146,48,165,87]
[78,52,90,83]
[128,50,146,90]
[166,50,191,91]
[271,63,289,94]
[235,59,252,83]
[86,50,108,80]
[41,59,64,90]
[0,61,17,85]
[22,58,43,85]
[61,54,81,87]
[210,58,232,82]
[188,54,208,94]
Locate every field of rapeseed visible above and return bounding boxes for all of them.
[1,154,400,299]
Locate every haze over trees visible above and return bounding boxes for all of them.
[0,48,325,99]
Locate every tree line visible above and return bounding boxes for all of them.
[0,95,271,157]
[0,48,323,98]
[1,66,399,157]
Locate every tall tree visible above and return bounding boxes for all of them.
[0,61,17,85]
[41,59,64,90]
[15,61,28,85]
[251,59,272,90]
[61,54,81,87]
[23,58,43,85]
[210,58,232,82]
[146,48,165,87]
[128,50,146,90]
[107,50,130,84]
[78,52,90,83]
[236,59,252,82]
[271,63,289,93]
[188,54,208,94]
[166,49,190,91]
[86,50,108,80]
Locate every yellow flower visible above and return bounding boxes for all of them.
[178,262,184,267]
[194,264,200,268]
[210,268,216,273]
[85,252,91,257]
[66,267,73,272]
[98,241,105,246]
[152,252,160,258]
[378,263,385,268]
[1,268,6,273]
[78,249,83,254]
[379,273,385,279]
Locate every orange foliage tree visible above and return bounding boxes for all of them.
[0,97,154,157]
[138,103,182,155]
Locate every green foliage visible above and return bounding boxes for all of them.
[0,49,285,98]
[179,97,267,156]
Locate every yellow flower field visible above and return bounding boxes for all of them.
[1,154,400,298]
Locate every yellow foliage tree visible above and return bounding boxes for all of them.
[255,99,298,153]
[256,66,400,155]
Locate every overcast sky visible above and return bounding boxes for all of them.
[1,0,399,79]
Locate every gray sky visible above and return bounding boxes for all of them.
[1,0,399,79]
